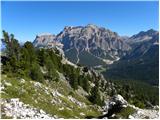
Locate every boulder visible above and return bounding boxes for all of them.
[109,94,128,108]
[99,94,128,118]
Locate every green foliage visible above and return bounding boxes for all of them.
[1,31,103,106]
[23,41,37,64]
[82,74,90,92]
[103,45,159,86]
[2,31,21,73]
[1,75,101,119]
[1,31,91,92]
[69,69,79,90]
[37,49,57,81]
[30,64,44,82]
[78,73,90,92]
[79,51,105,67]
[114,80,159,108]
[89,81,104,106]
[2,31,20,59]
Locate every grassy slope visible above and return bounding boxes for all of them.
[64,48,78,64]
[1,74,101,119]
[79,51,106,67]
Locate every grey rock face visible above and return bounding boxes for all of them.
[56,24,131,57]
[33,24,131,61]
[104,94,128,112]
[128,29,159,44]
[32,25,158,66]
[98,94,128,118]
[33,34,56,48]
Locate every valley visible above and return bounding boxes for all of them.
[33,24,159,85]
[1,0,159,119]
[1,25,159,119]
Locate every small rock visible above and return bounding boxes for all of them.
[1,98,55,119]
[80,112,85,116]
[111,114,115,117]
[19,78,25,83]
[4,82,12,86]
[66,107,72,111]
[59,107,64,111]
[128,115,134,119]
[40,109,45,114]
[68,96,86,108]
[34,82,42,88]
[0,85,5,91]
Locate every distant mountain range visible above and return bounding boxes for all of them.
[102,29,159,85]
[33,24,159,85]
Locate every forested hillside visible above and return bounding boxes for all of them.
[1,31,159,119]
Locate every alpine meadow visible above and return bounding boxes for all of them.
[1,1,159,119]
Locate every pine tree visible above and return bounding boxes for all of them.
[69,68,79,90]
[45,55,59,81]
[2,31,21,73]
[30,64,44,82]
[82,74,90,92]
[89,81,104,106]
[23,41,37,64]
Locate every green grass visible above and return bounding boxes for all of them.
[1,74,101,119]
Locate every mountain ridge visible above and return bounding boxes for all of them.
[33,24,158,67]
[1,30,159,119]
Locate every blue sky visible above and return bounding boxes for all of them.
[1,1,159,43]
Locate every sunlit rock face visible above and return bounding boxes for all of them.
[33,24,131,61]
[56,24,131,58]
[33,34,56,48]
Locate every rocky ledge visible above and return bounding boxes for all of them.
[1,98,56,119]
[99,94,159,119]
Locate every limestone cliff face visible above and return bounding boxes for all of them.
[33,24,131,61]
[33,34,56,47]
[56,24,131,58]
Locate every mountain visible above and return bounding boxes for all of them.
[33,24,131,66]
[128,29,159,44]
[1,31,159,119]
[103,29,159,85]
[33,34,56,47]
[33,25,159,85]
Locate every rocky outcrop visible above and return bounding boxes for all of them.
[128,104,159,119]
[1,98,55,119]
[99,94,128,118]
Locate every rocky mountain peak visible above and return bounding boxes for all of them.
[86,24,99,29]
[33,24,132,64]
[129,29,159,44]
[146,29,158,35]
[33,34,57,47]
